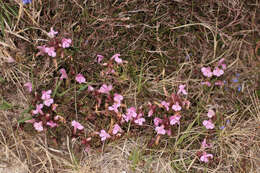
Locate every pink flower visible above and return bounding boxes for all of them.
[24,82,32,93]
[155,125,166,135]
[161,101,170,111]
[71,120,84,134]
[218,58,227,70]
[32,104,44,115]
[122,107,137,122]
[61,38,72,48]
[111,53,123,64]
[33,121,43,132]
[88,85,94,91]
[215,80,224,86]
[98,84,112,94]
[59,68,68,80]
[169,115,181,125]
[207,109,215,118]
[96,54,104,64]
[108,103,120,113]
[43,98,54,107]
[126,107,137,118]
[201,67,213,78]
[112,124,123,135]
[203,120,215,129]
[75,74,86,84]
[114,93,123,104]
[47,27,58,38]
[172,102,181,111]
[46,121,58,128]
[99,130,111,141]
[45,47,56,57]
[134,118,145,125]
[6,57,15,63]
[166,129,172,136]
[36,45,47,56]
[201,81,211,87]
[41,90,52,100]
[213,67,224,77]
[177,84,187,95]
[153,117,163,126]
[200,152,213,163]
[52,104,57,111]
[148,109,154,117]
[201,138,212,149]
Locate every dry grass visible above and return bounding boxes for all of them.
[0,0,260,172]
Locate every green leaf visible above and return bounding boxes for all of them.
[0,99,12,110]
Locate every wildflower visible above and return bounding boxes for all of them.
[88,85,94,91]
[213,67,224,77]
[24,82,32,93]
[203,120,215,129]
[22,0,32,4]
[153,117,163,126]
[126,107,137,118]
[215,80,224,86]
[134,117,145,125]
[46,121,58,128]
[161,101,170,111]
[201,81,211,87]
[237,85,241,92]
[59,68,68,80]
[32,104,44,115]
[169,115,181,125]
[47,27,58,38]
[6,57,15,63]
[122,107,137,122]
[218,58,227,70]
[52,104,57,111]
[43,98,54,107]
[71,120,84,134]
[177,84,188,95]
[148,109,154,117]
[96,54,104,64]
[201,67,213,78]
[61,38,72,48]
[41,90,52,100]
[122,114,130,122]
[112,124,123,135]
[108,103,120,113]
[172,102,181,111]
[33,121,43,132]
[99,130,111,141]
[114,93,123,104]
[36,45,47,56]
[155,125,166,135]
[98,84,113,94]
[111,53,123,64]
[219,125,225,130]
[232,78,239,83]
[164,129,171,136]
[201,138,212,149]
[45,47,56,57]
[207,109,215,118]
[200,152,213,163]
[75,74,86,84]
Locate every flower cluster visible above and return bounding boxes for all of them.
[201,58,226,87]
[36,28,72,58]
